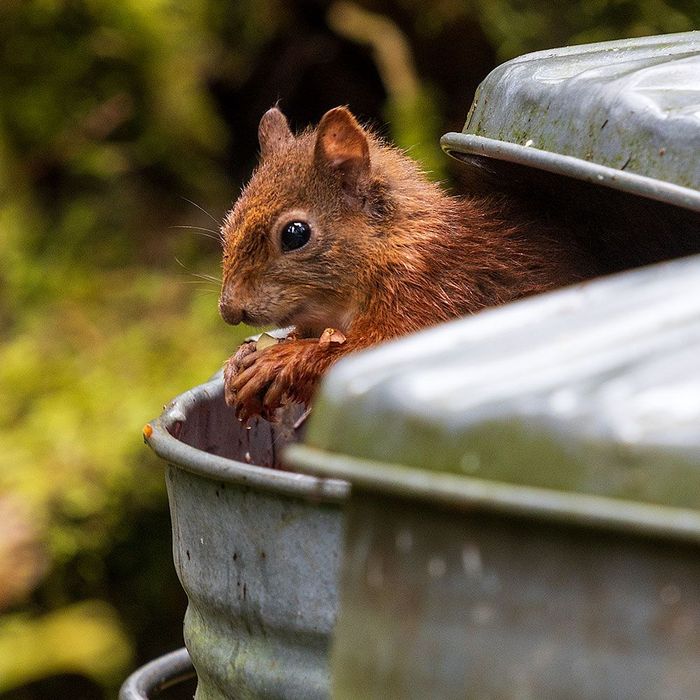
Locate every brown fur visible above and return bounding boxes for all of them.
[220,107,595,419]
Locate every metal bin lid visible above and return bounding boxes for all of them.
[441,31,700,212]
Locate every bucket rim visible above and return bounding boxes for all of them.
[287,444,700,544]
[144,372,349,502]
[441,132,700,213]
[119,647,195,700]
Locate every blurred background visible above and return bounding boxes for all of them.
[1,0,698,697]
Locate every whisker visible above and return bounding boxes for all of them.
[172,224,219,234]
[181,280,220,287]
[194,290,220,299]
[179,196,220,225]
[174,257,222,284]
[183,272,221,284]
[170,225,223,242]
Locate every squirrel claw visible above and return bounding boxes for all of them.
[262,380,287,418]
[234,393,263,424]
[224,341,259,410]
[233,363,282,420]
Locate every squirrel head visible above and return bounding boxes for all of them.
[219,105,403,336]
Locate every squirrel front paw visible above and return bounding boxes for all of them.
[224,339,320,421]
[223,340,258,409]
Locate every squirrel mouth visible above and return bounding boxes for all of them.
[241,310,260,325]
[241,309,276,327]
[220,305,264,327]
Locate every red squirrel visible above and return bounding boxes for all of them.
[219,106,594,420]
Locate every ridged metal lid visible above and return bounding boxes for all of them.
[441,31,700,211]
[287,254,700,537]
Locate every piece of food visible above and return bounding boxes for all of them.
[318,328,347,349]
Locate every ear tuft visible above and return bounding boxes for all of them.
[258,107,292,159]
[314,107,370,193]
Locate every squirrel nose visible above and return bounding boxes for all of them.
[219,297,245,325]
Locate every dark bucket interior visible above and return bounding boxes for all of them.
[456,155,700,276]
[166,383,306,470]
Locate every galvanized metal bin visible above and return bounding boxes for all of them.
[142,373,348,699]
[443,31,700,283]
[285,32,700,699]
[288,253,700,699]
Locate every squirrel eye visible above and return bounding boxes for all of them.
[280,221,311,252]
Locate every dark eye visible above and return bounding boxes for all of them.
[280,221,311,252]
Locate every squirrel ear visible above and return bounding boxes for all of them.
[314,107,370,194]
[258,107,292,159]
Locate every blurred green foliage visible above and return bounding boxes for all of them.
[1,0,698,696]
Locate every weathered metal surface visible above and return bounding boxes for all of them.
[441,31,700,211]
[144,371,348,699]
[119,648,195,700]
[332,493,700,700]
[286,251,700,698]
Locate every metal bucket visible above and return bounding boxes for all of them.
[143,372,348,699]
[288,252,700,698]
[443,31,700,279]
